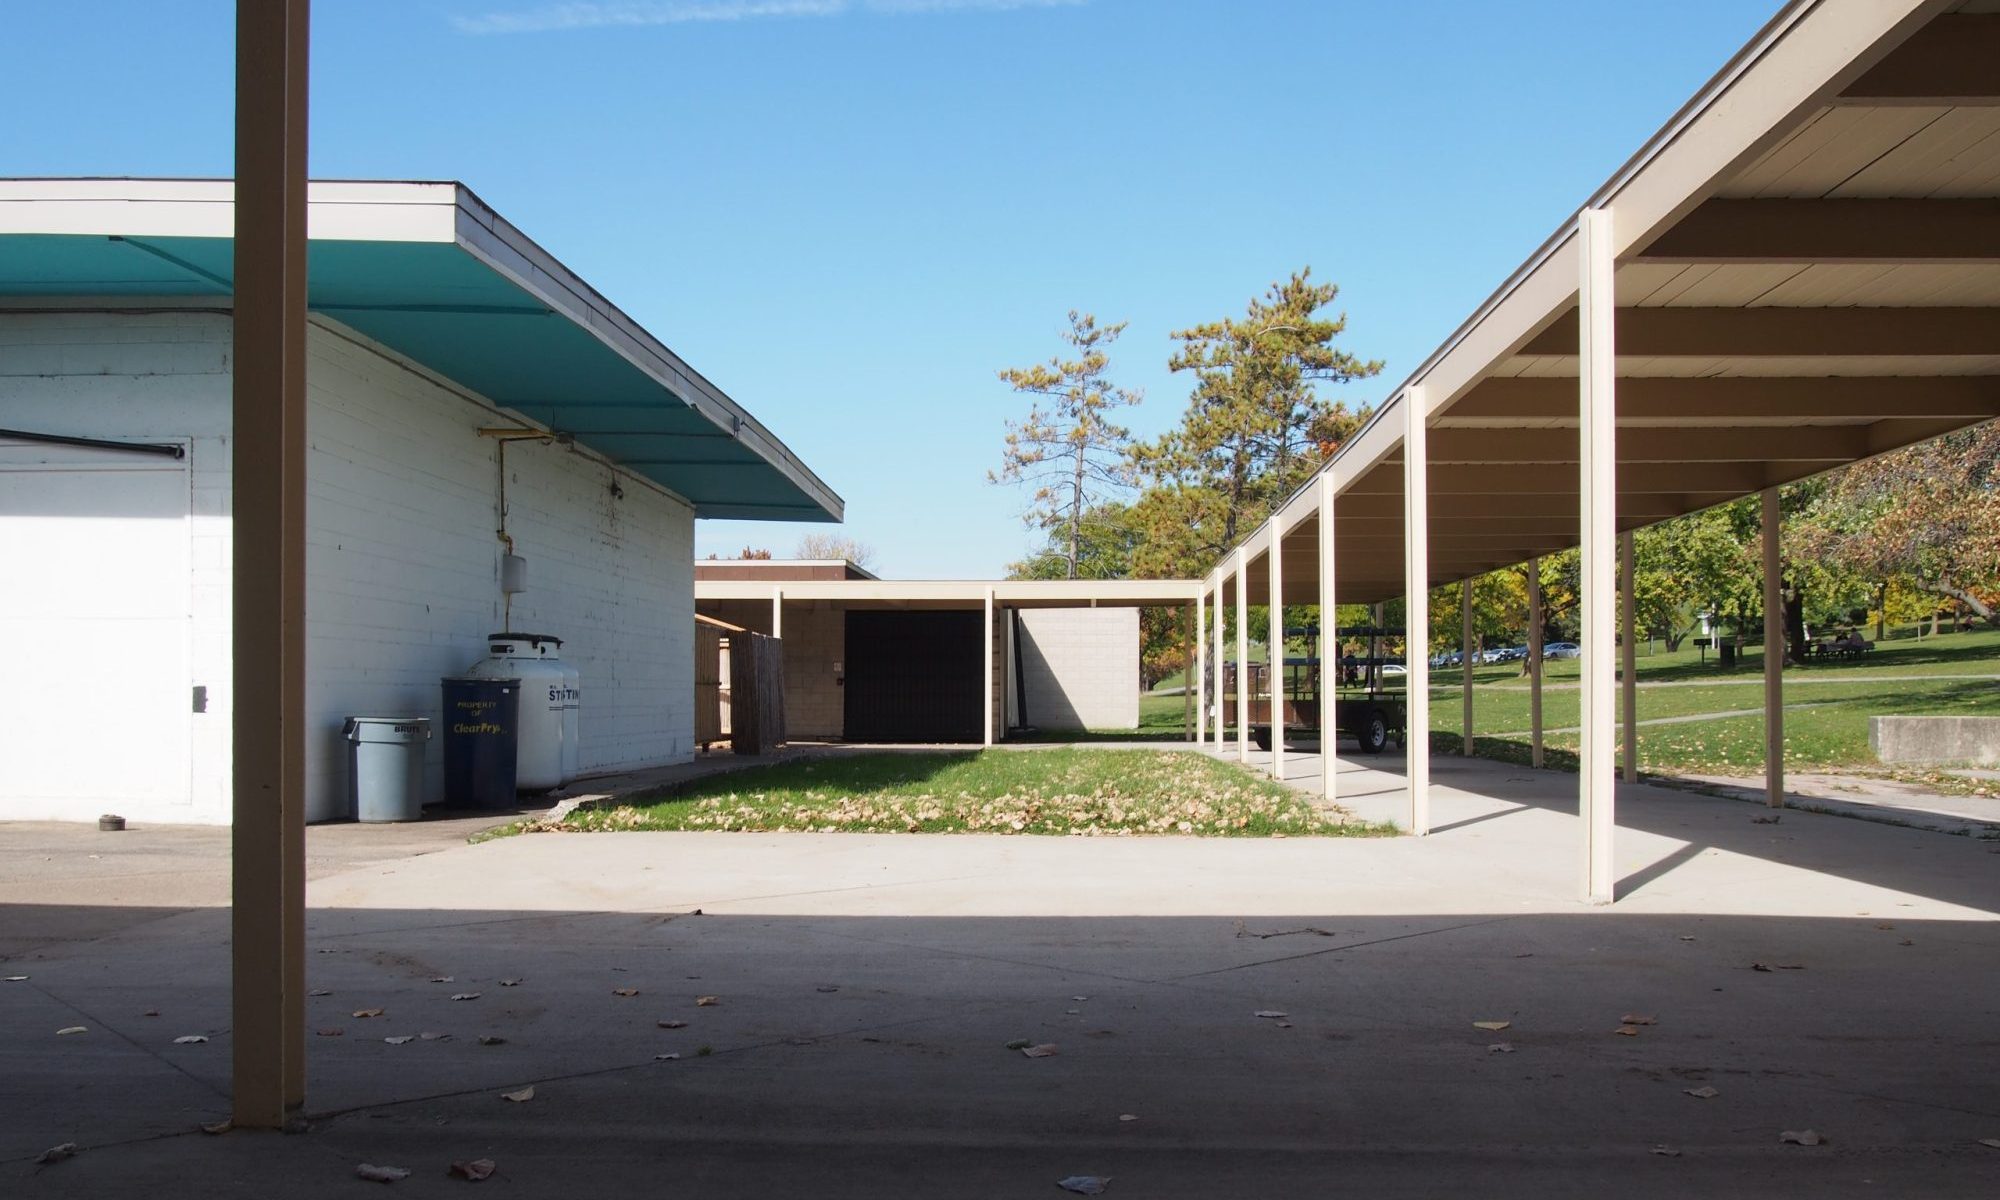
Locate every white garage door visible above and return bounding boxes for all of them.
[0,439,192,821]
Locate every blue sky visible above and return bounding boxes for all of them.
[3,0,1782,577]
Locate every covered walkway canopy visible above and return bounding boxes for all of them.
[1206,0,2000,902]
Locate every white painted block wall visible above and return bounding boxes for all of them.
[1016,608,1139,731]
[0,308,696,825]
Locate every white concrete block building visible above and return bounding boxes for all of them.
[0,180,840,825]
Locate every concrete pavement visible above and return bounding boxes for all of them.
[3,753,1998,1196]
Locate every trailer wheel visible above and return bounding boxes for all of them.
[1252,727,1272,752]
[1357,709,1389,755]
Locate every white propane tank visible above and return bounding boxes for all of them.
[467,633,566,792]
[558,658,580,782]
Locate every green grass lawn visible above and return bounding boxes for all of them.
[1416,625,2000,774]
[541,748,1392,837]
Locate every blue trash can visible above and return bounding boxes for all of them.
[442,677,520,810]
[344,718,430,823]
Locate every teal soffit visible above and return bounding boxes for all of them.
[0,229,840,523]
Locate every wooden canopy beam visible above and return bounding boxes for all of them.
[1834,15,2000,106]
[1637,199,2000,264]
[1438,376,2000,426]
[1428,425,1871,465]
[1522,307,1999,358]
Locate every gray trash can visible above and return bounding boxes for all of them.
[345,717,431,823]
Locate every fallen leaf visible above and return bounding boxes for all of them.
[318,1028,345,1038]
[1021,1043,1060,1058]
[353,1008,384,1019]
[816,985,839,993]
[56,1026,87,1036]
[1650,1145,1682,1157]
[430,976,454,984]
[1751,963,1774,973]
[356,1163,410,1182]
[448,1159,496,1181]
[4,975,28,982]
[500,1086,535,1103]
[657,1020,688,1029]
[1774,963,1805,971]
[450,993,481,1002]
[309,989,331,997]
[1875,923,1895,931]
[1614,1026,1641,1037]
[141,1009,159,1017]
[1752,816,1780,825]
[612,988,640,998]
[695,995,717,1006]
[1275,1021,1294,1029]
[420,1032,450,1041]
[1472,1021,1511,1032]
[1057,1176,1110,1195]
[1676,936,1696,942]
[200,1120,231,1135]
[654,1053,680,1061]
[478,1035,507,1046]
[1977,1138,2000,1150]
[385,1036,415,1045]
[1779,1129,1824,1147]
[1898,939,1914,947]
[1118,1114,1138,1122]
[173,1035,208,1045]
[1684,1086,1719,1099]
[1620,1015,1658,1026]
[1253,1010,1288,1019]
[1066,1009,1081,1015]
[499,979,523,987]
[1005,1039,1031,1050]
[1072,996,1090,1002]
[1488,1043,1514,1054]
[36,1142,79,1165]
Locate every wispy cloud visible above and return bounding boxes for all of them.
[453,0,1083,35]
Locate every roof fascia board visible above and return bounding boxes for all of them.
[696,579,1201,605]
[0,178,460,242]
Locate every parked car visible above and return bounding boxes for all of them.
[1544,642,1581,659]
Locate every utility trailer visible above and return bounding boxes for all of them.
[1239,625,1408,755]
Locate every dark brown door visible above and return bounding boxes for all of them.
[843,611,983,743]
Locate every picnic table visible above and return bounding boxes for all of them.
[1805,636,1874,661]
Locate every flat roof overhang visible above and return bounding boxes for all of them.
[697,578,1203,610]
[0,179,842,523]
[1217,0,2000,606]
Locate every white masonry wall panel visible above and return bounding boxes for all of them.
[0,309,697,826]
[1016,608,1139,732]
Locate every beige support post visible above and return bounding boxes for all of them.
[1235,547,1250,763]
[1579,206,1619,905]
[1195,591,1206,744]
[1319,473,1336,802]
[1622,529,1639,784]
[982,588,995,748]
[1269,524,1286,781]
[1404,388,1431,836]
[1527,557,1545,769]
[1213,576,1226,751]
[1763,489,1785,808]
[1461,577,1474,756]
[771,588,783,640]
[233,0,310,1128]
